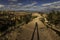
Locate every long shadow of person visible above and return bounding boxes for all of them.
[31,22,40,40]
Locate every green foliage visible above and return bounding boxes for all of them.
[32,16,37,19]
[47,10,60,25]
[23,14,32,24]
[0,11,33,36]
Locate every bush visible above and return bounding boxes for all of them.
[47,10,60,25]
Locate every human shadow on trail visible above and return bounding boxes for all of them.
[31,22,39,40]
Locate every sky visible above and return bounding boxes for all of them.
[0,0,60,11]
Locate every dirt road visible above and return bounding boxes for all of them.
[1,13,60,40]
[15,13,60,40]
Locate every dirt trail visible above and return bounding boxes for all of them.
[0,13,60,40]
[18,13,60,40]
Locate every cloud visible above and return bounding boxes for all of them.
[23,2,37,8]
[8,0,17,2]
[0,4,4,8]
[41,1,60,8]
[41,1,60,6]
[22,1,60,11]
[0,1,60,11]
[17,3,22,5]
[8,0,18,5]
[17,1,60,11]
[41,3,52,6]
[54,6,60,9]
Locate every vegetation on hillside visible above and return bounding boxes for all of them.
[47,10,60,28]
[0,11,33,34]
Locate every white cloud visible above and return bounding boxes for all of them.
[23,2,37,8]
[0,1,60,11]
[54,6,60,8]
[41,3,52,6]
[41,1,60,10]
[17,3,22,5]
[19,1,60,11]
[0,4,4,8]
[41,1,60,7]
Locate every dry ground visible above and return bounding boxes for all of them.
[0,13,60,40]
